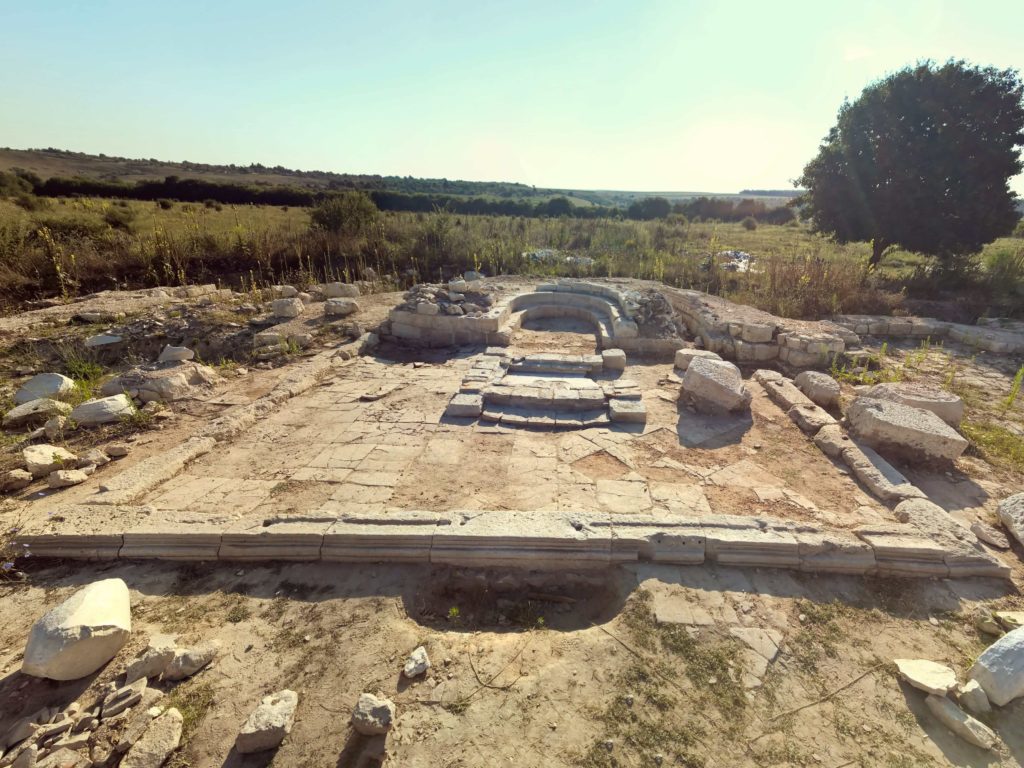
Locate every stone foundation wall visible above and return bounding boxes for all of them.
[833,314,1024,354]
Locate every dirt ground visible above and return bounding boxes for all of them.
[2,287,1024,767]
[0,559,1022,768]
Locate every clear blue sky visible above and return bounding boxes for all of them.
[1,0,1022,194]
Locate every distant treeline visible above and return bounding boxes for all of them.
[11,170,795,223]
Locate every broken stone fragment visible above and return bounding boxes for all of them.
[22,444,77,478]
[681,357,750,414]
[325,298,359,317]
[162,641,218,681]
[351,693,395,736]
[106,443,132,458]
[402,646,431,679]
[924,694,997,750]
[995,611,1024,631]
[120,707,182,768]
[271,298,304,319]
[324,282,360,298]
[156,345,194,363]
[956,680,991,715]
[69,395,134,427]
[47,469,89,489]
[970,521,1009,550]
[124,634,177,684]
[847,397,968,464]
[974,607,1003,636]
[43,415,66,441]
[1,469,33,493]
[22,578,131,681]
[13,373,76,405]
[235,689,298,754]
[3,398,73,429]
[893,659,957,695]
[673,348,721,371]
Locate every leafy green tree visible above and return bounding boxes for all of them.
[797,61,1024,266]
[310,191,379,236]
[627,196,671,220]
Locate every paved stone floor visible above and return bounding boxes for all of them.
[138,350,892,530]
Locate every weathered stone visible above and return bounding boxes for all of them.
[351,693,395,736]
[894,659,957,695]
[23,444,78,478]
[324,282,360,298]
[34,747,88,767]
[609,399,647,424]
[274,285,298,298]
[997,493,1024,548]
[162,641,218,681]
[445,394,483,418]
[403,647,431,678]
[924,695,997,750]
[14,374,76,405]
[813,424,852,459]
[84,334,123,348]
[271,298,304,318]
[788,403,836,434]
[69,395,134,427]
[325,298,359,317]
[78,449,111,468]
[682,358,751,414]
[114,689,166,754]
[22,579,131,681]
[156,345,194,363]
[124,634,177,684]
[861,382,964,426]
[841,444,925,503]
[106,443,131,458]
[43,416,66,441]
[970,521,1009,550]
[968,626,1024,706]
[121,708,182,768]
[416,301,439,316]
[48,469,88,489]
[102,678,147,719]
[729,627,782,662]
[975,607,1003,636]
[1,468,33,492]
[4,399,73,429]
[673,348,721,371]
[957,680,991,715]
[794,371,840,409]
[847,397,968,464]
[9,744,38,768]
[235,690,298,753]
[601,349,627,371]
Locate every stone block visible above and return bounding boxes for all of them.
[445,394,483,418]
[794,371,841,409]
[847,397,968,464]
[788,403,836,434]
[674,348,721,370]
[601,348,626,371]
[860,382,964,426]
[681,358,751,414]
[841,444,925,503]
[609,399,646,424]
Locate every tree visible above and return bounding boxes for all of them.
[627,196,671,220]
[310,191,379,236]
[797,61,1024,266]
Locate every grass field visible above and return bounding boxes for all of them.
[1,194,1021,321]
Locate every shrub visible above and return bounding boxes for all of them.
[157,198,174,210]
[103,206,136,231]
[740,216,758,230]
[310,191,379,236]
[30,214,108,241]
[13,193,48,212]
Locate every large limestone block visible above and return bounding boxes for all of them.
[998,493,1024,548]
[3,398,72,429]
[271,298,304,318]
[682,357,750,414]
[23,444,77,478]
[968,626,1024,706]
[325,298,359,317]
[163,641,218,681]
[235,690,298,753]
[847,397,968,464]
[70,394,134,426]
[14,373,76,405]
[861,382,964,426]
[794,371,840,409]
[22,578,131,680]
[325,282,360,298]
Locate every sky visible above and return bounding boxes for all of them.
[1,0,1023,194]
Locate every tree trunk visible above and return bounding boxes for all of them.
[869,239,888,266]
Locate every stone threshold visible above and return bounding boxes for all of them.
[17,508,1009,579]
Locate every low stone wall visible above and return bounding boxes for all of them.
[832,314,1024,354]
[381,279,682,356]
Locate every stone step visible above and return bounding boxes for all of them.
[479,405,611,429]
[507,353,603,375]
[483,385,607,412]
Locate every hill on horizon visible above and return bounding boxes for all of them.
[0,147,800,209]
